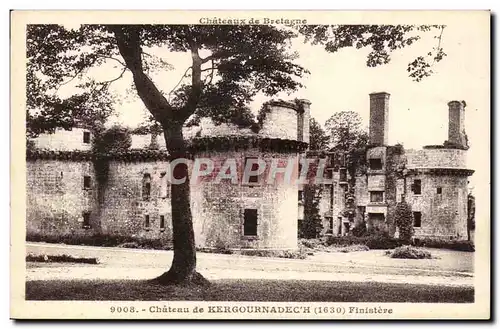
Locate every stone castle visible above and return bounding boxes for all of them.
[309,93,474,241]
[26,92,474,250]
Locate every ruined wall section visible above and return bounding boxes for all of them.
[98,159,173,242]
[26,159,98,237]
[192,149,299,250]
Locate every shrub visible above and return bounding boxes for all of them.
[395,201,414,243]
[117,242,141,249]
[239,249,307,260]
[351,221,367,237]
[26,232,172,250]
[338,244,370,253]
[386,245,432,259]
[413,238,475,252]
[298,238,322,249]
[324,235,401,250]
[26,253,99,264]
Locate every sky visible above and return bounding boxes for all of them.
[58,21,490,211]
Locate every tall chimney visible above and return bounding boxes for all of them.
[447,100,467,148]
[369,92,390,146]
[296,99,311,146]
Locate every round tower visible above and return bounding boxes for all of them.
[404,100,474,240]
[189,100,310,250]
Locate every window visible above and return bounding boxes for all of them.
[244,157,260,183]
[142,173,151,200]
[339,168,347,182]
[327,217,334,234]
[369,158,383,170]
[144,215,150,229]
[82,212,91,229]
[243,209,258,236]
[412,179,422,195]
[437,187,442,194]
[160,215,165,231]
[83,131,91,144]
[298,190,304,201]
[83,176,91,189]
[413,212,422,227]
[370,191,384,203]
[159,172,170,198]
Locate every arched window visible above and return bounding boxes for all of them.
[142,173,151,201]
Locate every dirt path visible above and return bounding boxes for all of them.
[25,242,474,287]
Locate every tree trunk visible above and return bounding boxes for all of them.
[153,123,209,286]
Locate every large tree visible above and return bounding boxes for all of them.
[309,117,330,151]
[26,24,445,285]
[324,111,369,182]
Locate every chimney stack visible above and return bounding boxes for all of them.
[369,92,390,146]
[447,100,467,148]
[296,99,311,146]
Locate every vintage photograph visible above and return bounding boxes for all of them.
[10,10,490,319]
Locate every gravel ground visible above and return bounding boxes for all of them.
[25,242,474,287]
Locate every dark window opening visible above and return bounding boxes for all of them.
[369,158,383,170]
[82,212,91,228]
[159,172,169,198]
[144,215,150,229]
[339,168,347,182]
[83,176,91,189]
[142,173,151,200]
[243,209,258,236]
[245,157,260,183]
[83,131,91,144]
[370,191,384,203]
[437,187,442,194]
[160,215,165,231]
[412,179,422,195]
[413,212,422,227]
[298,190,304,201]
[326,217,334,234]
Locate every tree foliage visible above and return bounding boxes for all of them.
[299,24,446,82]
[300,185,323,239]
[325,111,369,178]
[92,125,132,155]
[309,117,330,151]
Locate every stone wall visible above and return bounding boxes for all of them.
[31,128,92,151]
[405,148,468,169]
[260,102,298,140]
[405,173,469,239]
[98,160,172,241]
[191,149,299,249]
[26,159,98,237]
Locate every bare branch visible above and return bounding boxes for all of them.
[431,25,445,65]
[96,55,127,67]
[100,66,127,87]
[55,66,87,91]
[204,59,215,85]
[110,25,173,124]
[168,66,192,101]
[55,57,99,92]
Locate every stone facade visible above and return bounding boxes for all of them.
[26,92,474,246]
[26,158,98,237]
[346,93,473,240]
[26,99,309,250]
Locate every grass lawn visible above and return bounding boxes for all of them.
[26,279,474,303]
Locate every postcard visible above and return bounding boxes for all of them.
[11,10,490,320]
